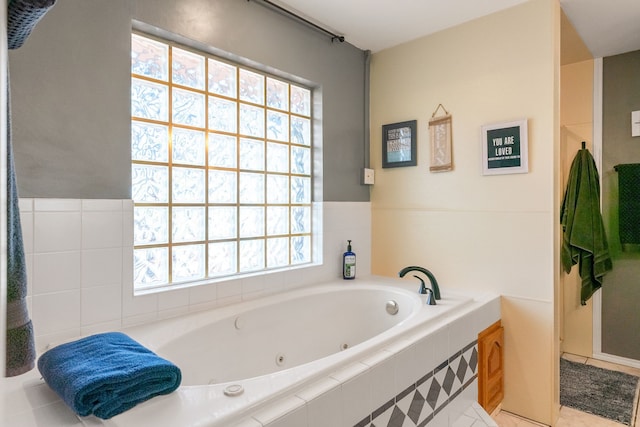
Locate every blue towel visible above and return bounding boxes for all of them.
[37,332,182,419]
[8,0,57,50]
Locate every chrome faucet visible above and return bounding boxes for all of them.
[398,266,441,300]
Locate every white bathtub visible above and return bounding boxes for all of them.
[3,276,500,427]
[108,276,499,427]
[143,283,424,386]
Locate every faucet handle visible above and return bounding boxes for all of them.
[424,288,437,305]
[413,275,428,295]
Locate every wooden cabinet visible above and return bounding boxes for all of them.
[478,320,504,414]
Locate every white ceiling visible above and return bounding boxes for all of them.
[274,0,640,58]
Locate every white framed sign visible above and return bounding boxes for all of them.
[482,119,528,175]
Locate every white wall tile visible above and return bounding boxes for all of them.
[34,212,81,253]
[449,312,477,354]
[158,288,190,311]
[393,345,420,396]
[306,385,343,427]
[254,396,307,427]
[81,248,123,288]
[19,198,34,212]
[32,251,81,294]
[122,291,158,319]
[34,199,81,212]
[82,211,123,249]
[122,202,134,247]
[431,325,451,367]
[81,285,122,326]
[340,372,373,427]
[82,199,123,211]
[32,290,81,336]
[362,351,395,411]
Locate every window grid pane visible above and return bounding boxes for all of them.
[132,32,312,290]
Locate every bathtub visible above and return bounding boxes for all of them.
[109,276,500,427]
[3,276,500,427]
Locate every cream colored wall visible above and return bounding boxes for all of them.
[370,0,560,425]
[560,59,594,357]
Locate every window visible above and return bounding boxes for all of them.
[131,33,313,290]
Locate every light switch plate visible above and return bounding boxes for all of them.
[363,168,375,185]
[632,110,640,137]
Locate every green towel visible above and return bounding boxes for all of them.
[561,149,612,305]
[615,163,640,248]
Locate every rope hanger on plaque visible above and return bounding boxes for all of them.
[429,104,453,172]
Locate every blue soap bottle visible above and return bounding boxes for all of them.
[343,240,356,280]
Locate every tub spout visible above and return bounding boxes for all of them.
[398,266,441,300]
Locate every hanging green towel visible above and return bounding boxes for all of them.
[561,148,612,305]
[614,163,640,248]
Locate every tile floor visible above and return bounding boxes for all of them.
[491,354,640,427]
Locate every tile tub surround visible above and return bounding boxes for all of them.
[16,198,372,353]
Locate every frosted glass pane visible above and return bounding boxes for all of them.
[267,206,288,236]
[239,206,264,238]
[239,69,264,105]
[131,34,168,81]
[291,116,311,146]
[209,170,237,203]
[267,142,289,173]
[266,78,288,111]
[239,172,264,204]
[172,47,205,90]
[266,174,289,204]
[291,146,311,175]
[173,88,205,127]
[134,247,169,287]
[209,133,237,168]
[134,206,168,245]
[172,207,205,243]
[208,58,237,97]
[172,244,205,282]
[239,103,265,138]
[290,85,310,117]
[172,128,205,166]
[291,235,311,264]
[291,206,311,234]
[172,167,205,203]
[132,122,169,162]
[267,110,288,142]
[132,78,168,122]
[267,237,289,268]
[132,164,168,203]
[291,176,311,204]
[239,239,265,272]
[239,138,264,171]
[208,242,237,277]
[208,97,237,133]
[209,207,236,240]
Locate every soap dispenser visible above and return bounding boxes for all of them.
[343,240,356,280]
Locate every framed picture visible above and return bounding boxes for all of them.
[482,119,528,175]
[382,120,417,168]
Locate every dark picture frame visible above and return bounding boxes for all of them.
[481,119,528,175]
[382,120,417,168]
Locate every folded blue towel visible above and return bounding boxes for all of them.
[37,332,181,419]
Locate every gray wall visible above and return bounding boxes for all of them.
[601,49,640,360]
[8,0,369,201]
